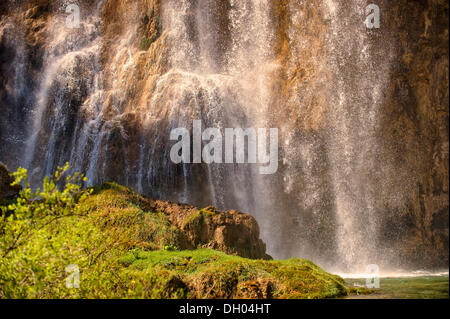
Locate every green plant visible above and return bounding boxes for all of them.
[0,163,90,258]
[140,36,156,51]
[0,163,102,298]
[164,244,177,251]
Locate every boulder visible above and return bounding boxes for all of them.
[151,200,272,260]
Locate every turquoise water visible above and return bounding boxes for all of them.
[345,275,449,299]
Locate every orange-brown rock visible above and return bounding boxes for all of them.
[151,201,271,260]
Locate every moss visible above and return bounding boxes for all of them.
[347,286,376,296]
[118,249,348,299]
[137,2,162,51]
[140,36,155,51]
[182,207,216,229]
[77,182,180,251]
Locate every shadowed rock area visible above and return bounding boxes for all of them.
[0,164,21,202]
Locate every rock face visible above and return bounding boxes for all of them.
[0,0,448,270]
[374,0,449,268]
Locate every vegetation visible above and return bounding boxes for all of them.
[181,206,216,229]
[119,249,347,299]
[140,36,156,51]
[0,165,348,299]
[345,276,449,299]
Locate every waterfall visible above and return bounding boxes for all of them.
[1,0,447,273]
[22,1,104,184]
[139,0,276,212]
[324,0,388,271]
[323,0,397,272]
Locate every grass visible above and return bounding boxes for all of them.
[345,276,449,299]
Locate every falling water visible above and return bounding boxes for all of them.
[136,0,276,212]
[22,1,104,184]
[323,0,395,272]
[0,0,445,273]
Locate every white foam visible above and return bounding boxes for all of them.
[337,270,449,279]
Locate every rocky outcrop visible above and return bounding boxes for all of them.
[84,183,271,260]
[151,202,271,259]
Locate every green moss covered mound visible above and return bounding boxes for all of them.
[0,168,347,299]
[119,249,347,299]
